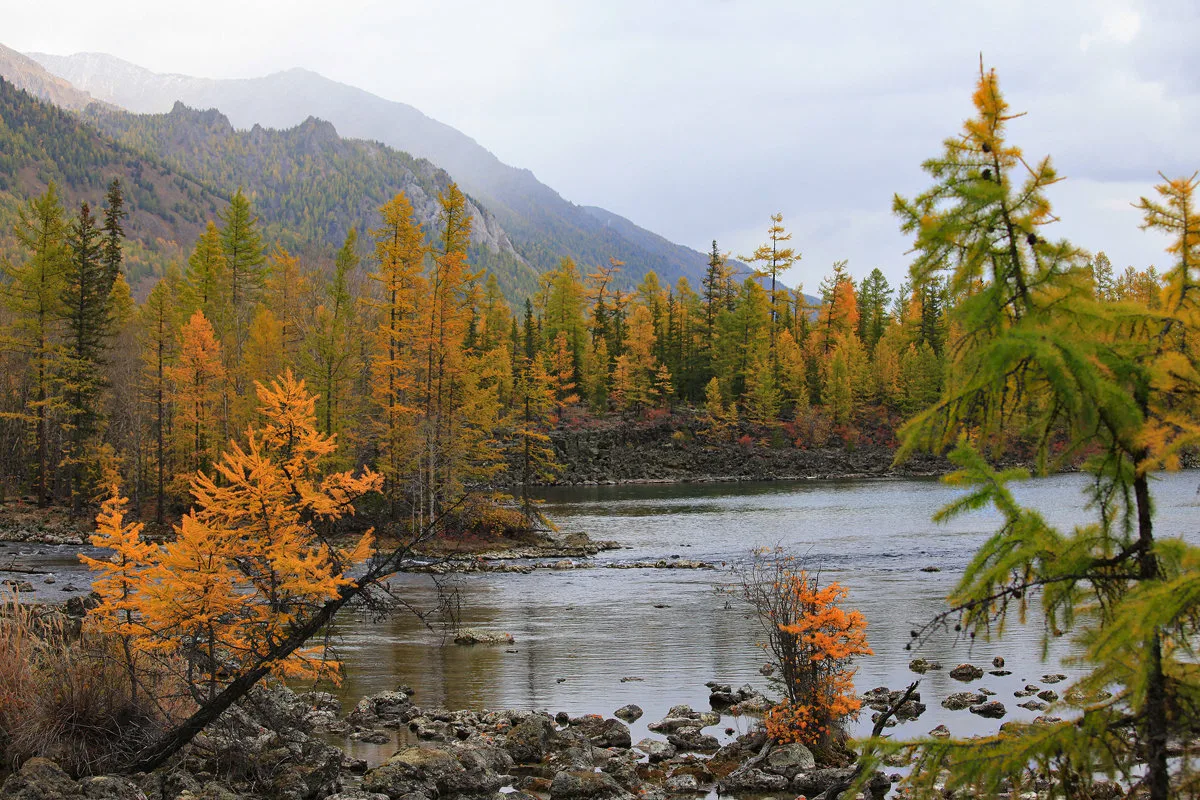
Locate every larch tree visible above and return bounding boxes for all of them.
[742,214,799,352]
[169,311,226,480]
[138,275,179,522]
[218,188,267,392]
[2,184,68,506]
[304,229,362,445]
[887,65,1200,800]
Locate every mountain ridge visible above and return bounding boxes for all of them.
[28,50,717,290]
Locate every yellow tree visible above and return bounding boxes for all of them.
[169,311,226,480]
[368,192,426,514]
[742,213,800,352]
[78,488,157,702]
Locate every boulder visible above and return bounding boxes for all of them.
[0,757,83,799]
[969,701,1007,719]
[949,663,984,681]
[663,774,700,794]
[928,724,951,739]
[1037,690,1059,703]
[763,742,816,777]
[792,766,860,797]
[908,658,942,674]
[573,717,631,749]
[613,704,642,723]
[720,767,789,793]
[549,770,632,800]
[453,628,515,645]
[942,691,985,711]
[505,713,557,763]
[1041,673,1067,684]
[634,738,676,763]
[80,776,147,800]
[666,727,719,754]
[1018,700,1047,711]
[361,744,506,800]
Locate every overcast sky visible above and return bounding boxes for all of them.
[8,0,1198,289]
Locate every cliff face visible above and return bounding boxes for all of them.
[546,420,948,485]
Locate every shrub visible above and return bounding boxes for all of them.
[735,549,872,750]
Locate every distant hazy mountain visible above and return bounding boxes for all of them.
[29,51,715,289]
[0,44,104,112]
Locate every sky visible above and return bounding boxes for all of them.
[7,0,1199,289]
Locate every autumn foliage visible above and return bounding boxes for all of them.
[738,549,871,748]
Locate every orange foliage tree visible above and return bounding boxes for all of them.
[80,370,383,772]
[738,548,871,748]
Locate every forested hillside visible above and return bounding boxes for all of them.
[0,77,224,285]
[82,101,540,299]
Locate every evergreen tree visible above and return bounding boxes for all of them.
[218,188,267,379]
[61,200,113,511]
[742,214,799,352]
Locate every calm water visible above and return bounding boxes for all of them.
[7,471,1200,764]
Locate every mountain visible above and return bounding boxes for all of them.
[80,101,538,298]
[29,51,716,289]
[0,75,224,286]
[0,43,104,112]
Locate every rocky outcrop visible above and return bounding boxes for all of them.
[545,418,949,486]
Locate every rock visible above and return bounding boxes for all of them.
[573,716,631,749]
[362,744,506,800]
[80,776,147,799]
[613,704,642,723]
[969,701,1007,719]
[929,724,951,738]
[42,575,55,585]
[0,757,83,798]
[758,663,775,676]
[666,727,720,753]
[1037,690,1059,703]
[792,766,860,797]
[351,729,391,744]
[908,657,942,673]
[453,628,515,645]
[634,738,676,763]
[1,579,34,592]
[942,691,985,710]
[323,792,390,800]
[1041,673,1067,684]
[763,742,816,777]
[989,669,1012,676]
[949,663,984,681]
[1014,684,1040,698]
[920,565,940,572]
[1017,700,1047,711]
[663,774,700,794]
[618,676,643,683]
[505,714,557,763]
[549,770,632,800]
[720,767,789,793]
[992,656,1005,668]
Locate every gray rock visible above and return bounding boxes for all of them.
[792,766,859,797]
[634,738,676,763]
[763,742,816,777]
[1018,700,1048,711]
[1041,673,1067,684]
[549,770,632,800]
[666,727,719,753]
[663,774,700,794]
[929,724,950,738]
[453,628,515,645]
[323,792,391,800]
[942,691,985,710]
[0,757,83,799]
[949,663,984,681]
[908,658,942,673]
[969,701,1007,719]
[362,744,507,800]
[351,729,391,744]
[720,767,789,792]
[505,714,557,763]
[1037,689,1059,703]
[572,716,631,749]
[80,776,147,800]
[613,704,642,723]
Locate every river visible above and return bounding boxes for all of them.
[6,470,1199,764]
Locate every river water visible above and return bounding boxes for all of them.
[6,470,1199,764]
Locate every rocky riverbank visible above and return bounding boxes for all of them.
[0,679,895,800]
[547,421,949,485]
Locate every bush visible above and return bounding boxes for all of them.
[735,549,871,750]
[0,597,175,775]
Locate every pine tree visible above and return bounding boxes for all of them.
[101,179,126,291]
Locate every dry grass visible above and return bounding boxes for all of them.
[0,595,182,776]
